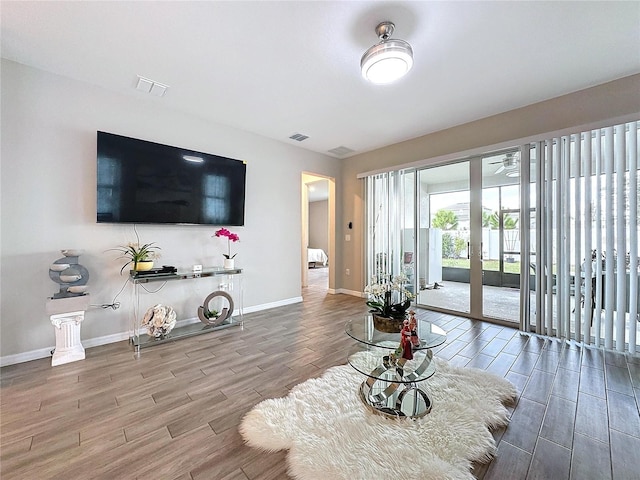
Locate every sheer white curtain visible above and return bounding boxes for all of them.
[531,121,639,353]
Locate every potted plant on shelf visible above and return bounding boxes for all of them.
[213,227,239,269]
[109,241,161,274]
[364,273,414,333]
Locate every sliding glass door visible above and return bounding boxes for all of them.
[415,162,471,315]
[365,120,638,352]
[411,153,524,323]
[480,152,523,323]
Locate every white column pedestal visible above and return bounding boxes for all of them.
[46,295,90,367]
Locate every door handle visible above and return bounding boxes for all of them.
[468,243,483,260]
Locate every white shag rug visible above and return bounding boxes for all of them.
[240,357,516,480]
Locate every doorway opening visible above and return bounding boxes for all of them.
[301,173,335,293]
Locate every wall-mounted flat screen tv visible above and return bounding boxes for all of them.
[97,131,246,225]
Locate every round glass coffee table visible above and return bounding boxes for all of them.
[345,314,447,418]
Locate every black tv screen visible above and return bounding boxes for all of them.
[97,131,246,225]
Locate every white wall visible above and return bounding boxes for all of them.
[0,60,341,363]
[308,200,328,254]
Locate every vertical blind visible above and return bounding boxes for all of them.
[365,170,414,287]
[531,121,639,353]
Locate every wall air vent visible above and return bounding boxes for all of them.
[289,133,309,142]
[328,146,355,157]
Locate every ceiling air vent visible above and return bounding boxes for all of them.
[289,133,309,142]
[328,146,355,157]
[135,75,168,97]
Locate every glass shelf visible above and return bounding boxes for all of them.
[347,344,436,383]
[132,319,238,348]
[129,267,242,284]
[129,267,243,352]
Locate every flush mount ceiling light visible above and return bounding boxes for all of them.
[361,21,413,85]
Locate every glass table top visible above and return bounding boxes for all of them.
[347,344,436,384]
[345,314,447,350]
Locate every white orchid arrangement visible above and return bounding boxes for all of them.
[364,273,415,319]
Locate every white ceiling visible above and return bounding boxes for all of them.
[2,1,639,158]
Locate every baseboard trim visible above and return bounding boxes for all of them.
[243,296,303,314]
[84,331,131,348]
[0,296,305,367]
[0,347,56,367]
[336,289,365,298]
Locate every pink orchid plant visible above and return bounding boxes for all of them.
[214,228,240,259]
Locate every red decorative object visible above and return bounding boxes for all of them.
[400,319,413,360]
[408,310,420,347]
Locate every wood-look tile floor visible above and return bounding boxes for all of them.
[2,288,639,479]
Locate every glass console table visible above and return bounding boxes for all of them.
[129,267,243,352]
[345,314,446,418]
